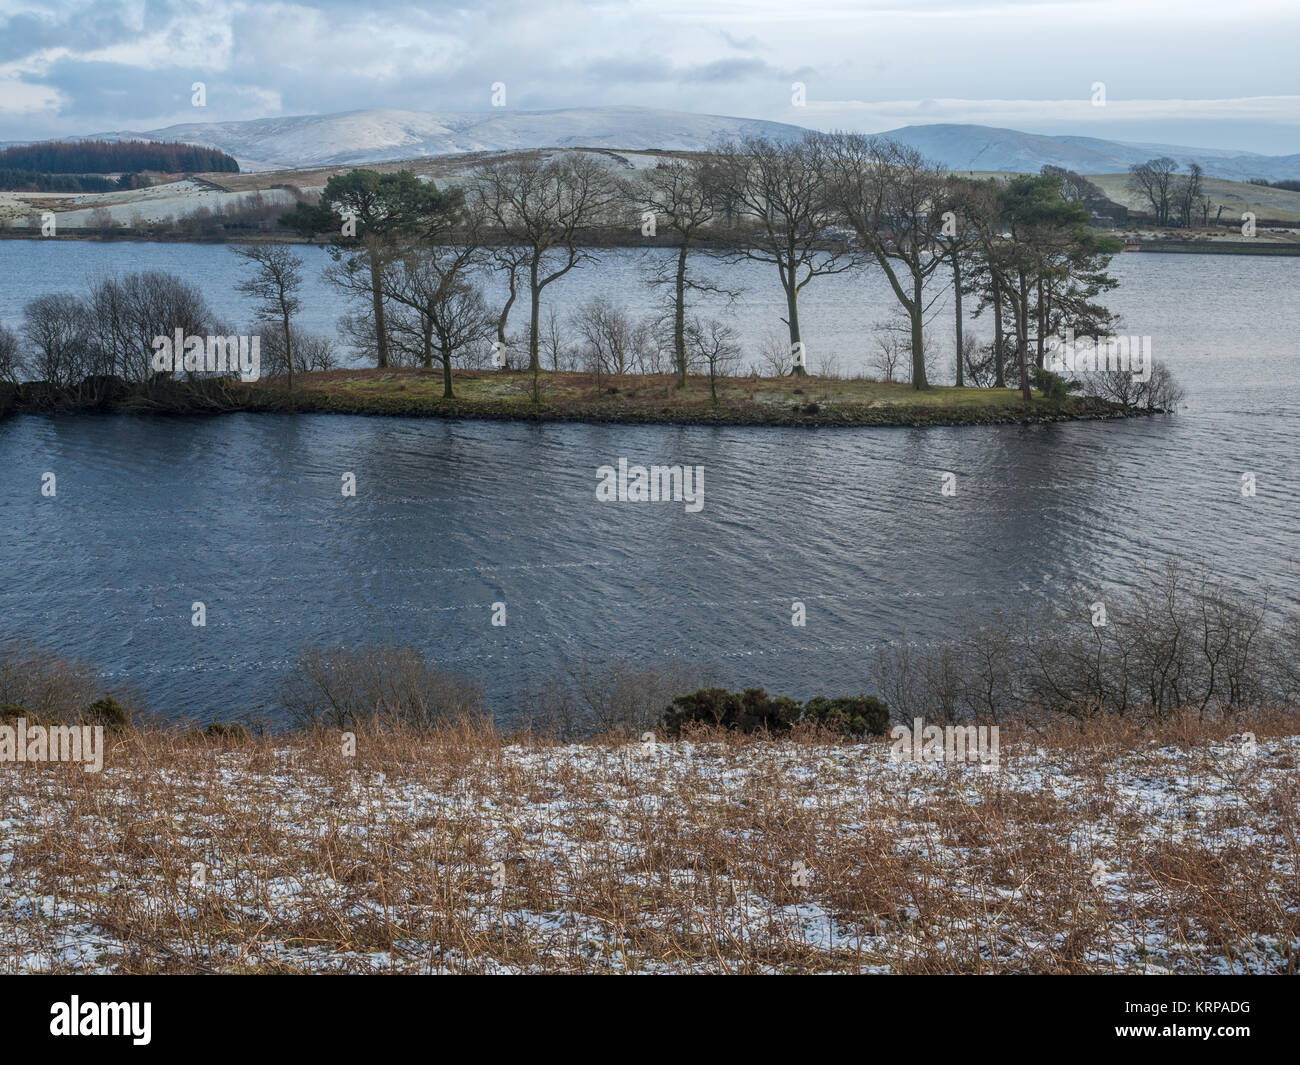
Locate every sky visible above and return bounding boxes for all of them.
[1,0,1298,154]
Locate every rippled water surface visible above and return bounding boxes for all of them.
[1,243,1297,717]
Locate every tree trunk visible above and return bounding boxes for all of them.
[528,257,541,372]
[910,273,927,389]
[281,304,293,391]
[497,267,517,347]
[368,251,389,369]
[785,278,805,376]
[674,244,688,388]
[1017,271,1032,401]
[952,254,963,388]
[1036,278,1046,369]
[441,351,454,399]
[992,273,1005,388]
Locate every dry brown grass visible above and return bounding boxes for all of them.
[1,713,1296,974]
[277,366,1048,414]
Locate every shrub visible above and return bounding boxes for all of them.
[563,659,715,739]
[1031,366,1076,405]
[87,696,132,731]
[202,721,251,742]
[872,565,1290,723]
[280,644,486,731]
[1078,359,1183,412]
[0,642,101,721]
[802,695,889,736]
[661,687,802,736]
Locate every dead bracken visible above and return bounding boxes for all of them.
[1,716,1295,974]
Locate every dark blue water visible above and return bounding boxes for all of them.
[1,244,1298,718]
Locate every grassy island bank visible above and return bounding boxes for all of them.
[2,368,1155,428]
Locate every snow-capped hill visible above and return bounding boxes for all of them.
[52,112,1300,181]
[91,107,812,171]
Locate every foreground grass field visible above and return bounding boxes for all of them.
[2,716,1295,974]
[247,367,1130,427]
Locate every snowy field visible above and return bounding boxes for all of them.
[1,725,1296,974]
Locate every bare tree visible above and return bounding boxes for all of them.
[84,271,212,385]
[381,243,496,398]
[822,133,947,389]
[959,333,998,388]
[232,243,304,388]
[0,323,21,383]
[755,330,793,376]
[937,176,1000,387]
[537,305,568,371]
[256,322,337,377]
[710,133,858,375]
[1173,162,1205,228]
[489,243,530,363]
[623,158,734,388]
[23,294,91,389]
[1079,361,1185,412]
[685,316,741,403]
[1127,157,1179,225]
[870,314,910,382]
[470,152,617,377]
[631,312,674,375]
[572,296,638,377]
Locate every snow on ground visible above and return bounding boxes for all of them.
[0,732,1295,974]
[0,180,298,228]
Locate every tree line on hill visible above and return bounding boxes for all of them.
[0,170,159,193]
[0,139,239,175]
[0,170,117,193]
[1248,177,1300,192]
[0,139,238,194]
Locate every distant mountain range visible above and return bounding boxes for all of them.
[75,107,811,171]
[878,124,1300,183]
[14,107,1300,181]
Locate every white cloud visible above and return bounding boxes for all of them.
[1,0,1298,152]
[0,71,62,114]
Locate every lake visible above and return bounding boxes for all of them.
[1,241,1298,719]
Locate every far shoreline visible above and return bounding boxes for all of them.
[4,229,1300,255]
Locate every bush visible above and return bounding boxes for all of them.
[0,642,101,722]
[1031,366,1077,405]
[802,695,889,736]
[87,696,132,731]
[202,721,251,743]
[562,660,715,739]
[280,644,486,731]
[661,687,802,736]
[872,565,1292,723]
[1078,359,1184,412]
